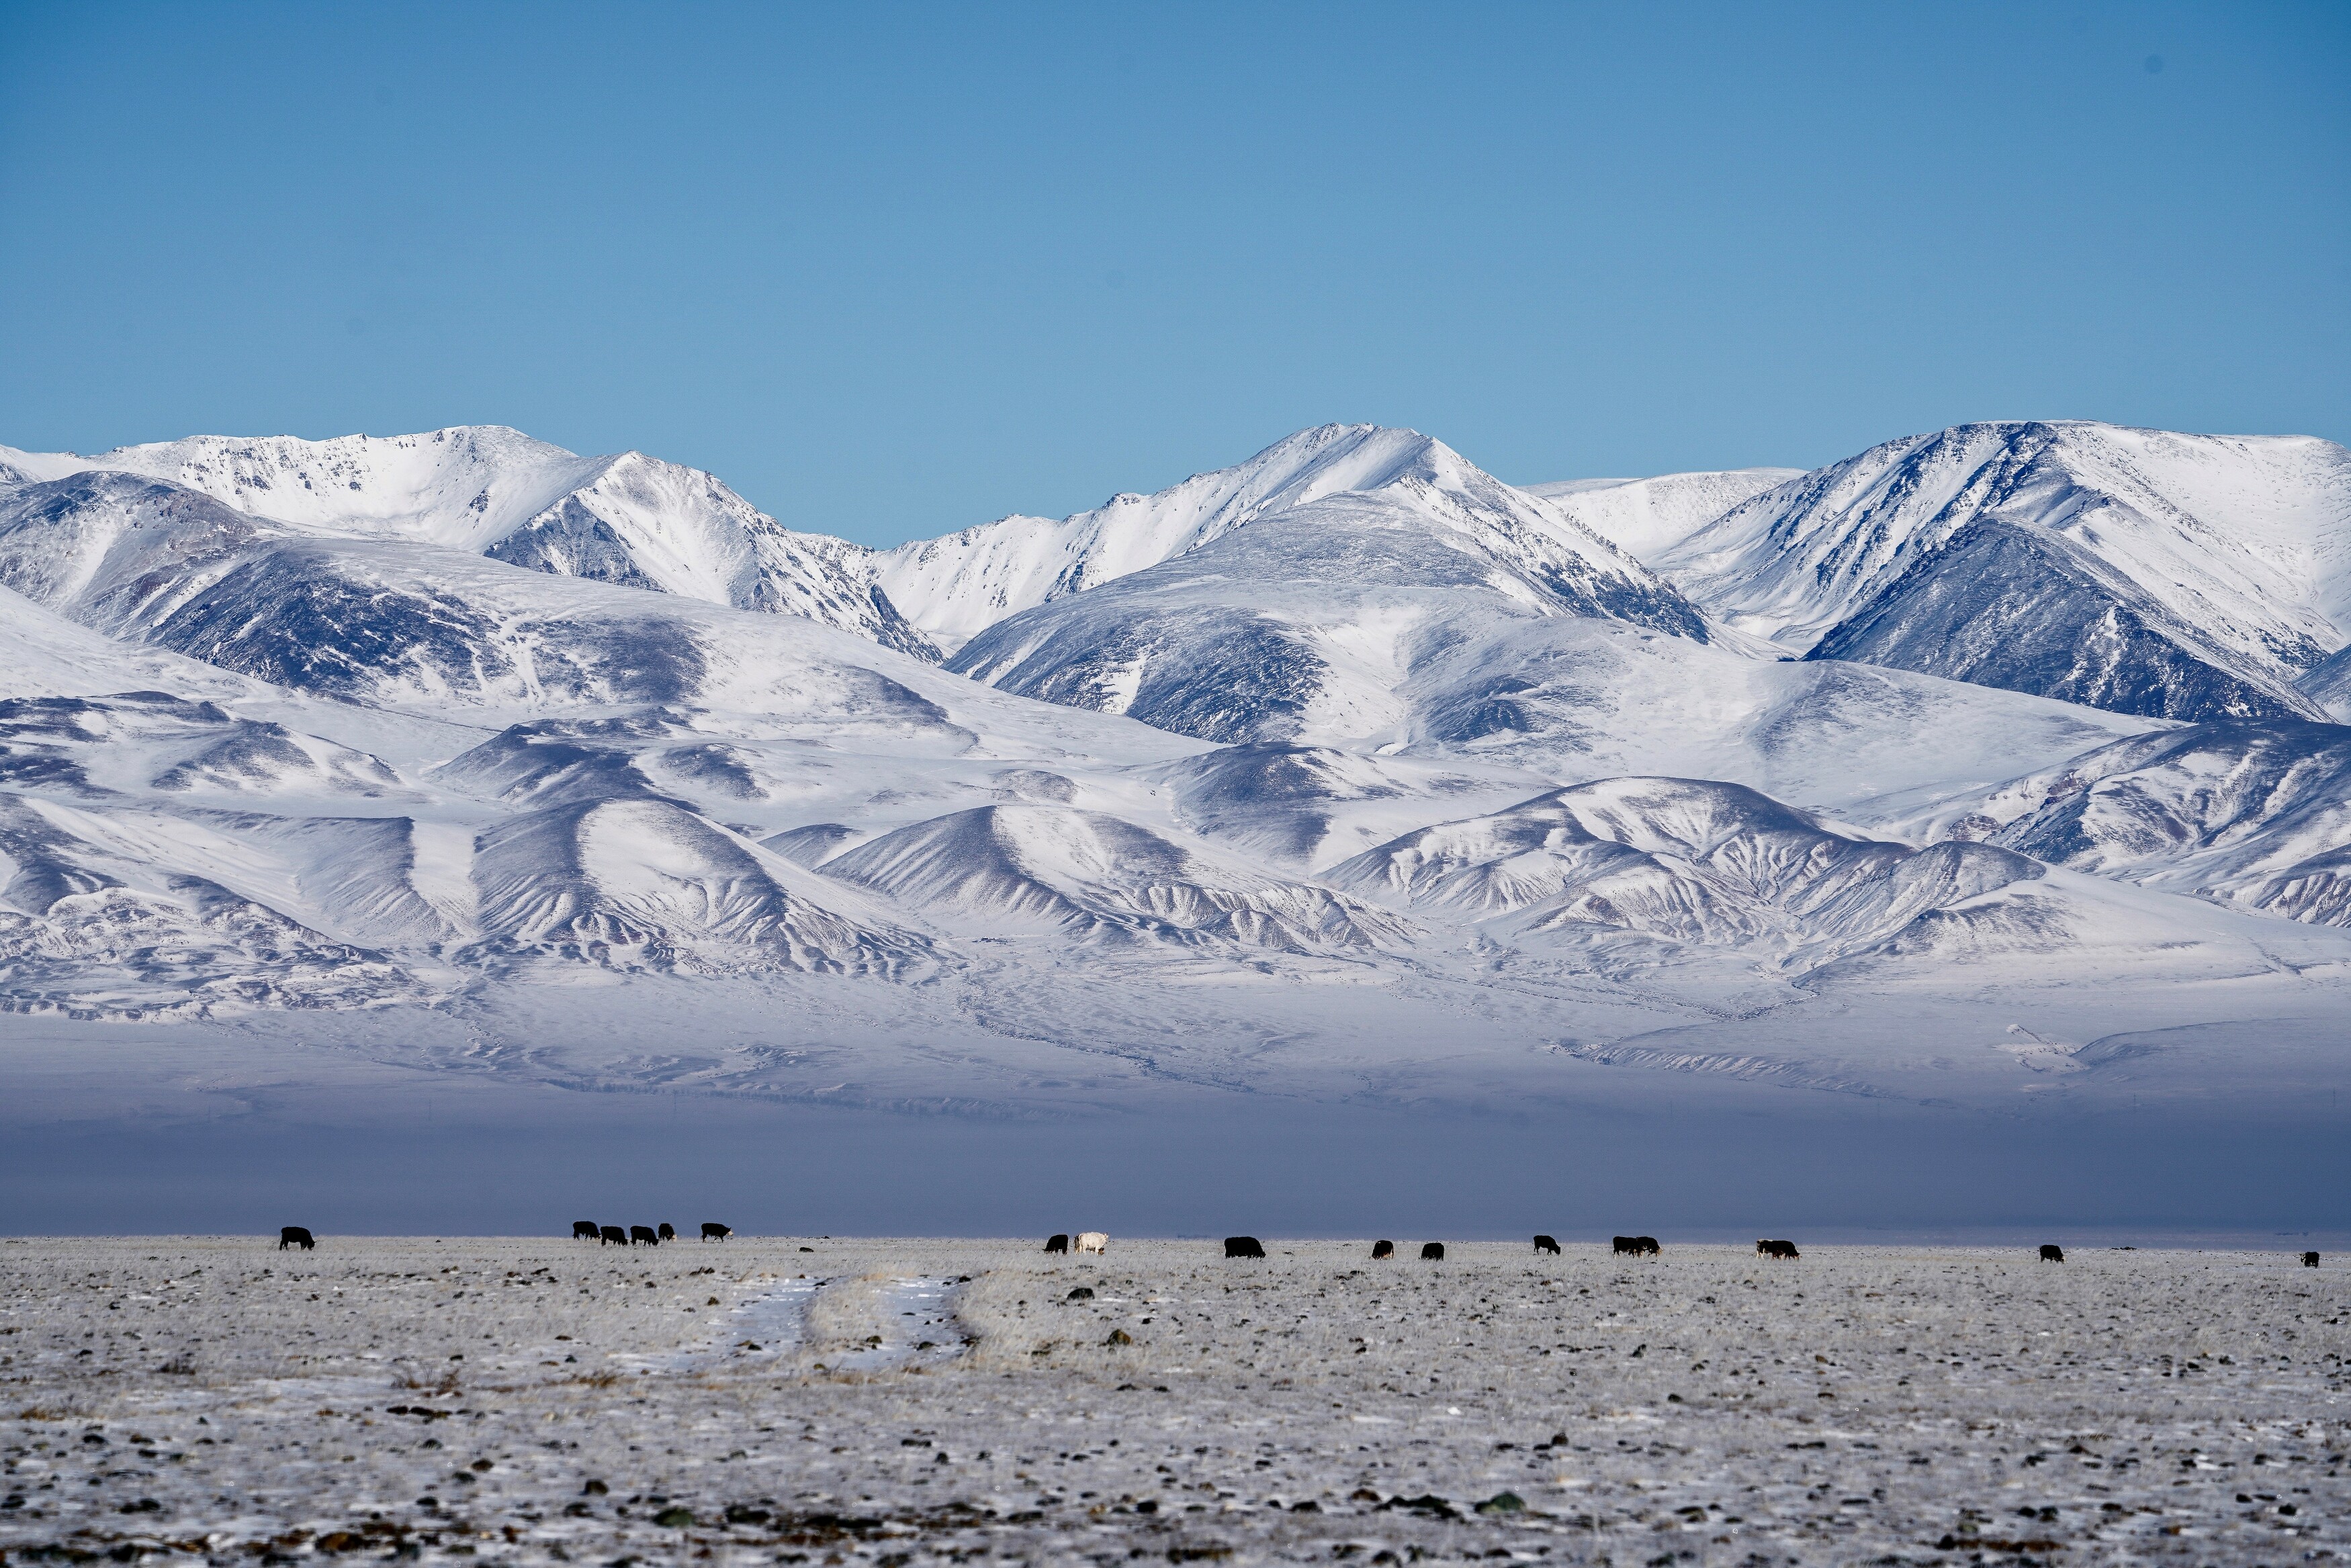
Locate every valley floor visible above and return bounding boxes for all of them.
[0,1239,2342,1566]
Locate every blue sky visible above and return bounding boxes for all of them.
[1,2,2344,547]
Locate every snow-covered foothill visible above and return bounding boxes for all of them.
[1918,719,2351,927]
[0,691,408,800]
[467,796,934,976]
[821,802,1411,953]
[1325,776,2039,966]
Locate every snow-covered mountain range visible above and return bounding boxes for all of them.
[3,417,2348,1117]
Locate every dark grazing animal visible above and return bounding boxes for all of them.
[1420,1242,1445,1261]
[2039,1244,2065,1262]
[278,1226,314,1251]
[629,1224,660,1246]
[1613,1235,1660,1256]
[599,1225,627,1246]
[1044,1233,1069,1254]
[1756,1239,1800,1259]
[1533,1234,1561,1254]
[572,1220,598,1240]
[1371,1239,1395,1260]
[701,1223,732,1241]
[657,1223,676,1241]
[1223,1236,1267,1259]
[2305,1251,2321,1268]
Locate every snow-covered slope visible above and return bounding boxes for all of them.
[819,803,1408,953]
[0,582,278,706]
[945,498,2158,800]
[1325,776,2039,964]
[0,692,406,800]
[1523,468,1802,561]
[1915,719,2351,927]
[466,797,932,975]
[1656,422,2351,722]
[1145,743,1501,868]
[0,790,424,1017]
[942,475,1720,747]
[0,430,936,657]
[877,424,1702,653]
[2301,643,2351,722]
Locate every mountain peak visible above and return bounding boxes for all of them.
[872,422,1662,653]
[1654,419,2351,723]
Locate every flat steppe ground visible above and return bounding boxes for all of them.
[1,1238,2343,1565]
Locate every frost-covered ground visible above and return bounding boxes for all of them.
[3,1238,2344,1565]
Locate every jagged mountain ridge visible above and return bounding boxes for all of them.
[0,419,1740,674]
[17,417,2347,735]
[0,469,1120,734]
[1653,421,2351,723]
[0,428,937,657]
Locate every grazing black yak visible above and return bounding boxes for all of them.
[1755,1239,1799,1260]
[1044,1233,1069,1254]
[599,1225,627,1246]
[278,1226,314,1251]
[1613,1236,1660,1256]
[2039,1244,2065,1263]
[701,1223,732,1241]
[657,1223,676,1242]
[1420,1242,1445,1261]
[2305,1251,2321,1268]
[1371,1240,1395,1260]
[629,1225,660,1247]
[1534,1234,1561,1254]
[571,1220,598,1240]
[1224,1236,1267,1258]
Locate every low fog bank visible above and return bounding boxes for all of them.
[3,1032,2343,1242]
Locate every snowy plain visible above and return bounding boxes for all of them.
[1,1236,2344,1567]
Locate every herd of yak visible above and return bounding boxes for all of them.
[564,1221,731,1246]
[267,1225,2327,1269]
